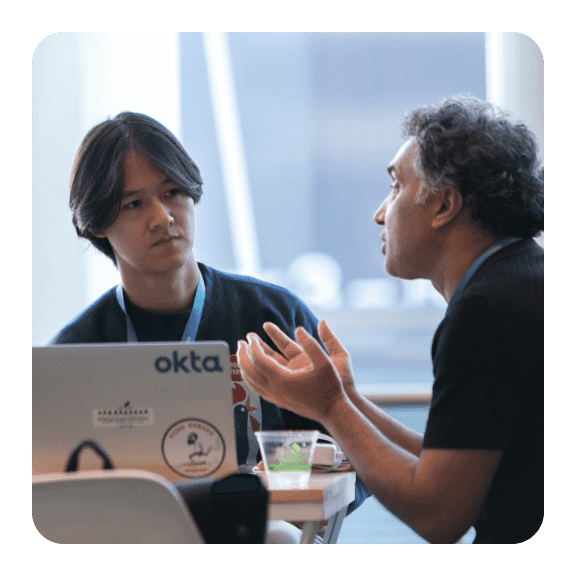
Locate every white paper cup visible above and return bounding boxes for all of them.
[255,430,319,488]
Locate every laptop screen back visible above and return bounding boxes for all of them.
[33,342,238,483]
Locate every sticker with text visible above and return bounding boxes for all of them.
[161,418,225,479]
[92,402,154,428]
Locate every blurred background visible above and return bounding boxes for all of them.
[32,31,543,392]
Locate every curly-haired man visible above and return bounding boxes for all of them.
[238,95,544,544]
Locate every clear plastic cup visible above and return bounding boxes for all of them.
[255,430,319,488]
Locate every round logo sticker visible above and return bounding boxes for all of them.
[162,418,226,479]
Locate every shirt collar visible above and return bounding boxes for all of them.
[447,236,522,313]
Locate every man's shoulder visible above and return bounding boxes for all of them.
[199,263,319,334]
[49,287,124,344]
[440,239,543,344]
[201,263,311,307]
[457,239,543,310]
[479,238,543,283]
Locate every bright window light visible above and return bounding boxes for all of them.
[77,33,182,304]
[202,32,261,277]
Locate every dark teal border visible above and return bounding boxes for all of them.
[19,0,574,575]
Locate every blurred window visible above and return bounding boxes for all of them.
[180,32,486,386]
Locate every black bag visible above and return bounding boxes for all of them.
[175,473,268,544]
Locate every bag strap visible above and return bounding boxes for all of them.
[65,440,115,472]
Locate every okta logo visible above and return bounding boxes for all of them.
[154,350,224,374]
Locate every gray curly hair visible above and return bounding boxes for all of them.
[403,95,544,239]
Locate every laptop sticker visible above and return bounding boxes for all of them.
[161,418,226,479]
[92,402,154,428]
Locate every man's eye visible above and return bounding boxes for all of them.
[123,200,141,209]
[166,188,182,197]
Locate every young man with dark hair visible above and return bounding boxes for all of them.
[51,112,370,543]
[238,96,544,544]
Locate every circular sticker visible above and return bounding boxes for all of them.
[161,418,226,479]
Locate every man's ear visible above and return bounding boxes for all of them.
[431,187,464,230]
[93,231,106,238]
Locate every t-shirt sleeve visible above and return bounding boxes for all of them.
[423,294,524,451]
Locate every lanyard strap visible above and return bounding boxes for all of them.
[115,273,206,343]
[447,236,522,314]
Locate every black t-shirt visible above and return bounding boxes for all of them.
[423,239,544,543]
[123,296,192,342]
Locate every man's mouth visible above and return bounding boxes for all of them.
[152,236,179,246]
[379,233,387,254]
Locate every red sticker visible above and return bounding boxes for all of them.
[230,354,243,381]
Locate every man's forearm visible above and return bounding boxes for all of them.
[319,394,429,535]
[346,388,423,457]
[320,394,495,543]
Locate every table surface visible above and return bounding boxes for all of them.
[259,472,356,522]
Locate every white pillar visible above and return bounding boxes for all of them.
[485,32,544,159]
[485,32,544,245]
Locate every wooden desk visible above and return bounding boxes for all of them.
[259,472,356,544]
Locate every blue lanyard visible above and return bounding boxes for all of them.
[447,237,522,314]
[115,273,206,343]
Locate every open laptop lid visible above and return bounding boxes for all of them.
[33,342,238,483]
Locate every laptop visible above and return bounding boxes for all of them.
[32,342,238,483]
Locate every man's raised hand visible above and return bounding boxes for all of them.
[317,320,357,395]
[237,326,346,424]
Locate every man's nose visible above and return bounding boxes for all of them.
[150,199,174,229]
[373,199,386,225]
